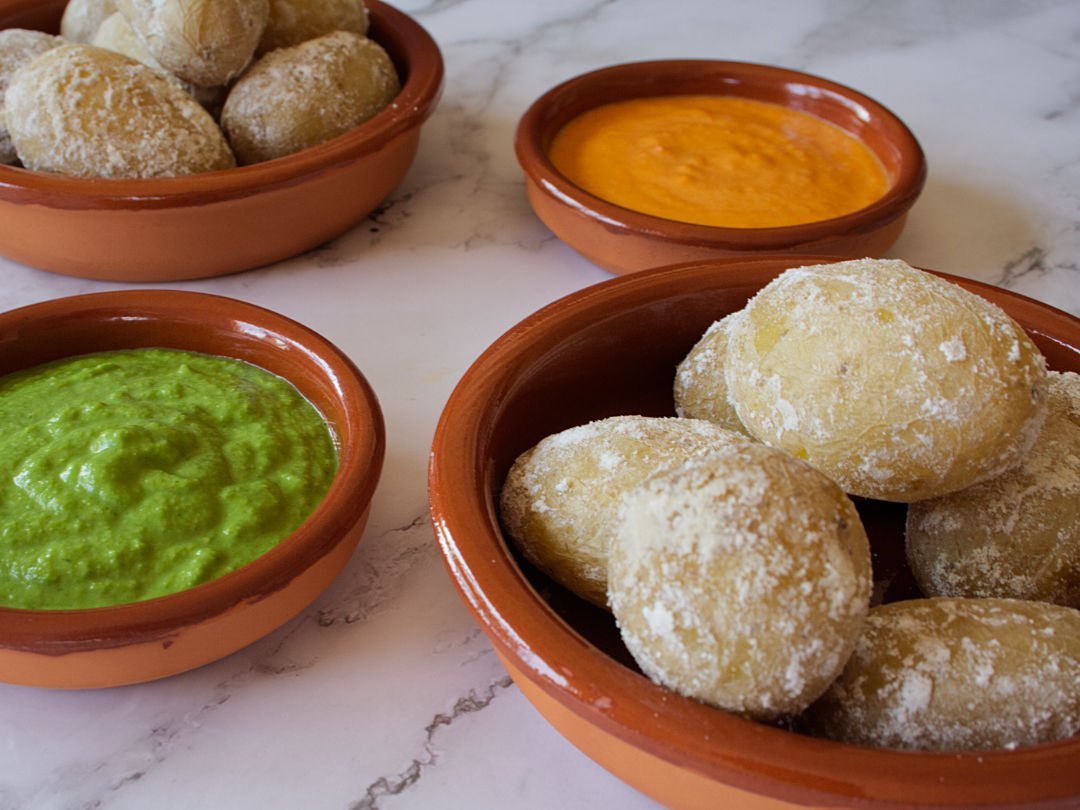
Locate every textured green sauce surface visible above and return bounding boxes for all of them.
[0,348,338,610]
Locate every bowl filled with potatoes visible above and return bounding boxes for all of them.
[0,0,443,281]
[429,255,1080,809]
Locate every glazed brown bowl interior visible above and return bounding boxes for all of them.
[515,61,927,273]
[0,0,444,280]
[430,256,1080,808]
[0,291,384,668]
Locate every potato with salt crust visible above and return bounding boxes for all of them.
[6,45,235,179]
[725,258,1048,502]
[220,30,399,165]
[608,443,872,720]
[0,29,64,165]
[60,0,117,43]
[907,370,1080,607]
[673,311,751,437]
[499,415,747,608]
[803,598,1080,751]
[113,0,269,87]
[93,12,228,115]
[257,0,369,55]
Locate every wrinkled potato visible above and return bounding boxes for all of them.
[499,416,746,607]
[609,443,872,719]
[92,12,227,114]
[60,0,117,43]
[907,371,1080,607]
[114,0,269,86]
[6,44,235,178]
[0,29,64,165]
[804,598,1080,751]
[257,0,368,54]
[93,11,165,68]
[220,30,398,165]
[725,258,1048,502]
[673,311,752,437]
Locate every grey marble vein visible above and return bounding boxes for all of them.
[347,676,515,810]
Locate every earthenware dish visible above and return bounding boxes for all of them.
[515,61,926,275]
[429,255,1080,809]
[0,290,385,688]
[0,0,443,281]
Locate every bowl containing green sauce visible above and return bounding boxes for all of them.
[0,290,385,688]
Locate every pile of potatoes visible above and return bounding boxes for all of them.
[0,0,400,178]
[500,258,1080,752]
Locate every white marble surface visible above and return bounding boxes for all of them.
[1,1,1079,808]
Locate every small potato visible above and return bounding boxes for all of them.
[609,443,872,719]
[725,259,1048,502]
[499,416,746,607]
[6,44,235,178]
[60,0,117,43]
[803,598,1080,751]
[114,0,269,86]
[907,371,1080,606]
[93,12,227,114]
[673,311,752,437]
[0,29,64,165]
[93,11,166,69]
[257,0,369,54]
[221,30,399,165]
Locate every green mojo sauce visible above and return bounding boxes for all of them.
[0,348,338,610]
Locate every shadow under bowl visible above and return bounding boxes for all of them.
[515,60,926,275]
[0,290,385,688]
[0,0,444,282]
[429,255,1080,809]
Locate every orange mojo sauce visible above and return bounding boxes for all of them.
[548,95,889,228]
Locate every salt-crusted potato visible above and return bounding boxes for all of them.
[725,258,1048,502]
[907,371,1080,606]
[60,0,116,43]
[804,598,1080,751]
[92,12,227,114]
[0,29,65,165]
[609,443,872,719]
[221,30,398,165]
[673,312,752,437]
[94,11,167,69]
[257,0,369,55]
[499,416,746,607]
[114,0,269,87]
[6,44,235,178]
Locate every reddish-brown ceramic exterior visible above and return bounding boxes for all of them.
[429,255,1080,808]
[515,61,926,275]
[0,0,444,281]
[0,290,385,687]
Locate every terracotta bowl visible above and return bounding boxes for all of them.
[515,61,926,275]
[0,0,443,282]
[429,255,1080,809]
[0,290,385,688]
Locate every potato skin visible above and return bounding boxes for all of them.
[220,30,398,165]
[115,0,269,86]
[609,443,872,719]
[5,44,235,178]
[92,12,228,114]
[803,598,1080,751]
[907,371,1080,607]
[0,29,64,164]
[60,0,117,43]
[499,416,746,607]
[257,0,369,55]
[673,312,752,437]
[725,259,1048,502]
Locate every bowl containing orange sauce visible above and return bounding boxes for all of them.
[515,60,926,275]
